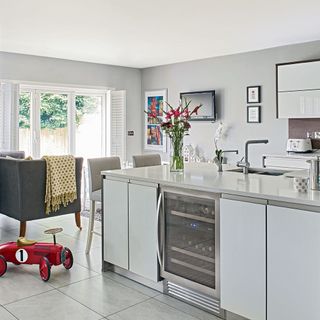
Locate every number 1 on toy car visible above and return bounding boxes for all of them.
[15,249,28,263]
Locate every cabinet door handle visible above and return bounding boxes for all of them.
[156,192,162,267]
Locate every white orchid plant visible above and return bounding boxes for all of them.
[213,122,224,168]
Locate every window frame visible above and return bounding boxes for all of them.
[19,84,111,158]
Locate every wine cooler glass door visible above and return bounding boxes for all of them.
[162,189,220,295]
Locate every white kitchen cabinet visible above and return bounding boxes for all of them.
[277,60,320,92]
[263,155,311,170]
[278,90,320,118]
[267,205,320,320]
[103,178,129,270]
[129,182,159,282]
[220,197,266,320]
[103,178,159,282]
[277,60,320,118]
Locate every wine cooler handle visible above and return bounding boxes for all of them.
[156,192,163,266]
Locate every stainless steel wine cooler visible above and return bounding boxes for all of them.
[157,187,223,317]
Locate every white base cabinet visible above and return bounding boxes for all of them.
[267,205,320,320]
[129,182,159,282]
[220,198,266,320]
[104,179,128,270]
[103,178,159,282]
[221,198,320,320]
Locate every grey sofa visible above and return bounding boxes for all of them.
[0,151,25,159]
[0,157,83,236]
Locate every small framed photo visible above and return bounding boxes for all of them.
[247,105,261,123]
[247,86,261,103]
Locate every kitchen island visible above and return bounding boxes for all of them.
[102,163,320,320]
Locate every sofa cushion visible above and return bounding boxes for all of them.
[0,151,25,159]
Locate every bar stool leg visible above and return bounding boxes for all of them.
[85,200,95,254]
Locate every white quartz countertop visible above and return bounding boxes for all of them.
[102,163,320,207]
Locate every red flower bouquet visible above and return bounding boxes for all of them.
[146,100,202,171]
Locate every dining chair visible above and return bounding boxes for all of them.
[85,156,121,254]
[132,154,161,168]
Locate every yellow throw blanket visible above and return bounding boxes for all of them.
[42,155,77,214]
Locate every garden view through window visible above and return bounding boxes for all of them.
[18,92,32,156]
[19,89,105,159]
[40,93,68,156]
[75,95,103,159]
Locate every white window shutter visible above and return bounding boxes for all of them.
[0,83,4,149]
[0,83,20,150]
[110,90,126,162]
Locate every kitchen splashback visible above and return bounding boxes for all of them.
[289,118,320,148]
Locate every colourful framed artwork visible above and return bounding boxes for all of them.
[144,89,167,151]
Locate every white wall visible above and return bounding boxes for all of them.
[141,40,320,166]
[0,51,142,161]
[2,41,320,167]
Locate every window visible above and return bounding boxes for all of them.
[18,91,32,156]
[17,86,118,161]
[40,93,69,156]
[75,95,104,159]
[17,85,126,162]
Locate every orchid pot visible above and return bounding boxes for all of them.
[214,148,223,172]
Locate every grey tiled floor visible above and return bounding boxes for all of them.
[0,214,219,320]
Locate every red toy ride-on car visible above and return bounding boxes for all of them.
[0,228,73,281]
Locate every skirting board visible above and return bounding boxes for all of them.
[103,261,164,293]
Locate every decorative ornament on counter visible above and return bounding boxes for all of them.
[293,177,309,193]
[213,122,224,172]
[183,144,195,163]
[183,144,207,163]
[145,99,202,172]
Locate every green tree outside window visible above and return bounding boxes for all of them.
[19,93,97,129]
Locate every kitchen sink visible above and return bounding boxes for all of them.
[227,168,289,176]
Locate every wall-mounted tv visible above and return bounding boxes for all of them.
[180,90,216,121]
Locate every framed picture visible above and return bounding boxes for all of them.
[247,106,261,123]
[247,86,261,103]
[144,89,167,151]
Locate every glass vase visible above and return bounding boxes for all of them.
[214,157,223,172]
[170,136,184,172]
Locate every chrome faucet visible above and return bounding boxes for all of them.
[223,149,239,155]
[237,140,269,174]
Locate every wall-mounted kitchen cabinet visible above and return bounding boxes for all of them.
[277,60,320,118]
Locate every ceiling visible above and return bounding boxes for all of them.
[1,0,320,68]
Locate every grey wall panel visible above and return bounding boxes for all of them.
[141,40,320,166]
[0,51,142,160]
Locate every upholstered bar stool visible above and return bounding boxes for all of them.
[132,154,161,168]
[85,156,121,254]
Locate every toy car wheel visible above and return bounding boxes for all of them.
[62,247,73,270]
[0,255,7,277]
[39,257,51,282]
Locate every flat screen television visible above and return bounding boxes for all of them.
[180,90,216,121]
